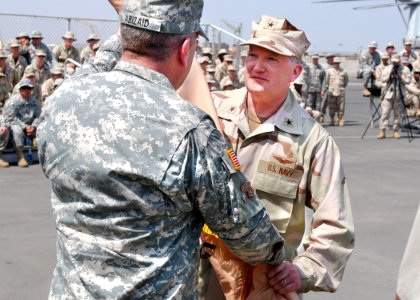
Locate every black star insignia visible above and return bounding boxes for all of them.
[268,22,274,27]
[285,118,293,127]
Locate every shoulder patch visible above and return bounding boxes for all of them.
[226,148,241,170]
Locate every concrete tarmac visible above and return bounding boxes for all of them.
[1,78,419,300]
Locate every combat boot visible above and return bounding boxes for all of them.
[393,131,401,139]
[319,114,324,124]
[338,118,345,127]
[377,129,386,139]
[329,118,335,126]
[0,152,9,168]
[16,147,28,168]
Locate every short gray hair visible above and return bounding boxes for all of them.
[121,24,194,62]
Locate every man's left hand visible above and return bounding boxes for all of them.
[267,261,302,294]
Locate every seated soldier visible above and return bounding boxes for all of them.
[405,65,420,117]
[3,79,41,167]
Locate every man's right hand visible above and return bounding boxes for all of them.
[0,126,8,137]
[108,0,124,13]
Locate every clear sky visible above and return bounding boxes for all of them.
[0,0,408,53]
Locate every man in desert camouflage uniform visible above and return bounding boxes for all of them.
[0,50,14,93]
[29,31,53,67]
[377,54,412,139]
[80,33,100,63]
[7,39,28,87]
[323,57,349,126]
[405,65,420,117]
[0,114,10,168]
[210,16,354,298]
[41,67,64,103]
[24,49,51,85]
[37,1,286,299]
[400,39,418,64]
[3,79,40,168]
[307,53,325,111]
[52,31,80,67]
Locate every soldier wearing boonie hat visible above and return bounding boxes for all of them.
[29,30,53,66]
[52,31,80,66]
[24,49,51,86]
[215,54,234,82]
[209,15,354,299]
[38,1,285,299]
[81,33,101,64]
[0,50,14,93]
[323,56,349,126]
[6,39,28,87]
[374,52,390,89]
[377,53,412,139]
[41,67,64,102]
[306,52,325,111]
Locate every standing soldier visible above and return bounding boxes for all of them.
[319,53,335,123]
[3,79,41,167]
[323,57,349,126]
[37,0,286,299]
[29,31,53,67]
[215,54,233,82]
[360,41,381,96]
[7,39,28,88]
[24,50,51,85]
[52,31,80,67]
[377,54,411,139]
[80,33,100,64]
[307,53,325,111]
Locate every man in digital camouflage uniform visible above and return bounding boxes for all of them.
[29,31,53,67]
[3,79,40,168]
[37,1,286,299]
[307,53,325,111]
[209,16,354,298]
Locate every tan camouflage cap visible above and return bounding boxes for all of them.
[51,67,64,75]
[0,51,7,58]
[381,53,389,59]
[413,65,420,73]
[16,32,30,39]
[0,72,5,77]
[119,0,207,39]
[240,16,310,60]
[9,39,20,48]
[62,31,76,40]
[87,33,100,42]
[35,49,46,56]
[391,54,400,63]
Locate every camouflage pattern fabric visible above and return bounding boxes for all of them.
[3,93,41,148]
[29,42,54,66]
[37,59,285,299]
[6,54,28,87]
[52,44,80,66]
[0,114,9,151]
[25,62,51,85]
[212,87,354,293]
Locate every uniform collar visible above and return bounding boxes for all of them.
[216,87,304,139]
[114,60,174,90]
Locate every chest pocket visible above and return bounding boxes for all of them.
[252,160,303,233]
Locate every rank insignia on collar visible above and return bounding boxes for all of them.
[241,181,255,202]
[284,117,293,127]
[226,148,240,170]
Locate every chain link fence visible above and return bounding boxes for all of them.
[0,13,243,54]
[0,13,119,50]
